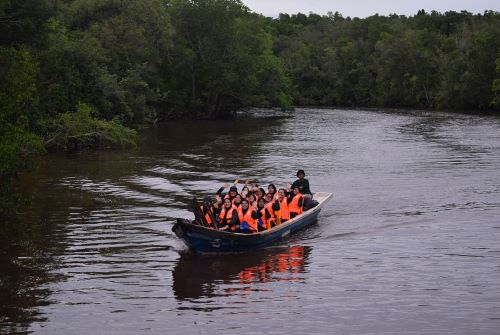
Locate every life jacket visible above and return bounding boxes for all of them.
[267,201,281,227]
[224,194,237,204]
[260,203,276,230]
[259,208,268,230]
[289,193,304,217]
[200,205,215,227]
[219,204,238,231]
[279,197,290,221]
[237,207,258,232]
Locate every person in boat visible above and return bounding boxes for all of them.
[291,170,319,210]
[233,194,243,208]
[288,185,304,219]
[216,182,239,203]
[246,193,256,207]
[292,170,311,197]
[237,199,261,233]
[277,188,290,223]
[240,185,250,200]
[251,185,263,202]
[256,187,266,201]
[256,197,267,231]
[200,196,219,228]
[218,198,239,232]
[261,193,281,228]
[214,194,223,209]
[267,184,277,198]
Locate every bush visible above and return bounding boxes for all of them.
[41,103,137,150]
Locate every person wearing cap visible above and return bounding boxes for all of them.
[291,170,312,197]
[216,181,239,203]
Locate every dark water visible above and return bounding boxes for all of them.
[2,108,500,334]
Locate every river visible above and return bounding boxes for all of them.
[1,108,500,334]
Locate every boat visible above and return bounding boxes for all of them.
[172,192,333,253]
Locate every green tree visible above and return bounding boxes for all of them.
[167,0,292,118]
[0,47,44,217]
[0,0,56,46]
[373,26,442,107]
[492,56,500,108]
[39,0,174,125]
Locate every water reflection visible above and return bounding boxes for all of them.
[398,113,495,156]
[0,223,66,335]
[172,245,310,301]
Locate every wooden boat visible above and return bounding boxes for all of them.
[172,192,333,253]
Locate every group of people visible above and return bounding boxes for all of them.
[195,170,315,234]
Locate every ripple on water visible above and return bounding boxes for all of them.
[5,108,500,335]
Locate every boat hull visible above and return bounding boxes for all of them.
[172,192,332,253]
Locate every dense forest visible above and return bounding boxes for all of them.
[1,0,500,216]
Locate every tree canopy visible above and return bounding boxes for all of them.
[1,0,499,216]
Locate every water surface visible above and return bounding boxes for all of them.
[1,108,500,334]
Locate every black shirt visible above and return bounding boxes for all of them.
[291,178,311,195]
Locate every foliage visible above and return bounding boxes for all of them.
[37,0,174,125]
[165,0,292,117]
[273,10,500,111]
[0,46,44,217]
[3,2,497,125]
[40,102,137,150]
[493,57,500,108]
[1,1,500,215]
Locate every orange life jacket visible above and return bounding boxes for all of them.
[289,193,303,216]
[200,205,215,227]
[237,207,258,232]
[219,205,238,231]
[268,201,282,227]
[279,197,290,221]
[259,208,268,230]
[262,203,277,230]
[224,194,240,206]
